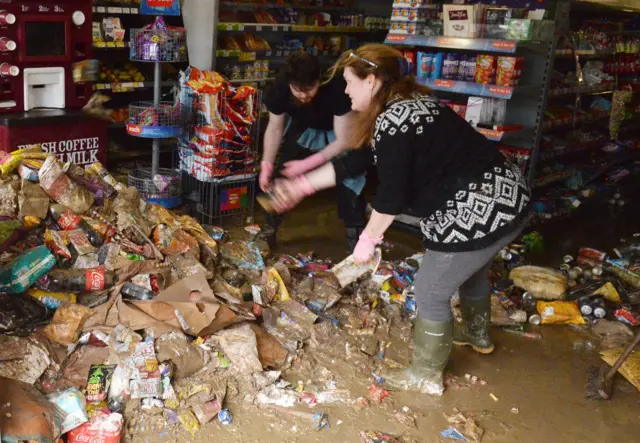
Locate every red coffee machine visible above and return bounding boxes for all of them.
[0,0,93,112]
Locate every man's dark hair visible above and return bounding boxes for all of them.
[283,52,322,89]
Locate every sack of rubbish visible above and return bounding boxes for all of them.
[0,292,50,333]
[509,266,567,300]
[0,376,64,442]
[332,248,382,288]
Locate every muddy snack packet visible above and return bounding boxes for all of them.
[68,229,95,256]
[86,364,116,404]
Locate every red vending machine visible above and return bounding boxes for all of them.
[0,0,107,167]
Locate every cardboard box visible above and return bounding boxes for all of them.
[389,22,424,35]
[443,4,484,38]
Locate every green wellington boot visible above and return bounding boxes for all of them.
[383,317,453,396]
[453,296,494,354]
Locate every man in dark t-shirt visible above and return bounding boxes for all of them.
[259,52,367,250]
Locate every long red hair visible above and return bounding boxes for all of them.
[325,43,431,148]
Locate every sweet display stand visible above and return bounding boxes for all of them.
[177,69,262,226]
[126,18,187,208]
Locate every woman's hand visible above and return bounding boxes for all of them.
[353,231,383,263]
[281,152,326,178]
[269,176,317,213]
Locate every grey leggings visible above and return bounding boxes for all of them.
[415,225,522,322]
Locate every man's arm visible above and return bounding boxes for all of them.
[262,112,286,164]
[280,112,355,177]
[321,112,355,160]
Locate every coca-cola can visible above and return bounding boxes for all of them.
[0,63,18,77]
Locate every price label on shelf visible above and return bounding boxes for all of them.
[311,26,321,32]
[325,26,336,32]
[283,50,290,56]
[96,84,106,90]
[491,40,517,52]
[487,85,513,97]
[116,41,125,48]
[276,50,282,56]
[386,34,407,43]
[255,25,262,31]
[106,42,116,48]
[239,52,256,61]
[94,42,106,48]
[134,82,144,88]
[432,79,455,89]
[96,6,106,13]
[131,8,138,14]
[107,7,122,14]
[266,51,272,56]
[123,7,130,14]
[476,128,504,141]
[281,25,290,31]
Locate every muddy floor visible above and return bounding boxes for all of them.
[135,187,640,443]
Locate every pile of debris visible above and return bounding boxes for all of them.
[487,234,640,392]
[0,148,422,442]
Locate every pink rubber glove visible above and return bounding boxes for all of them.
[353,231,383,263]
[259,161,274,192]
[270,175,317,213]
[281,152,326,178]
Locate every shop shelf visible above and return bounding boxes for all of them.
[94,81,176,92]
[548,83,616,97]
[93,5,139,15]
[218,23,369,33]
[219,1,348,12]
[385,34,526,53]
[417,78,522,99]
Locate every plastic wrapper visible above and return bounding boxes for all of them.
[88,161,126,192]
[86,365,116,403]
[27,288,76,310]
[0,175,19,217]
[359,430,402,443]
[75,252,100,269]
[145,203,180,227]
[220,240,264,270]
[64,162,115,199]
[168,251,212,279]
[537,300,586,325]
[68,229,96,256]
[178,215,218,263]
[17,158,43,182]
[39,155,95,214]
[156,331,207,379]
[216,323,263,375]
[178,408,200,435]
[0,245,56,293]
[192,399,222,424]
[19,179,50,219]
[97,243,121,271]
[48,388,89,433]
[68,412,124,443]
[130,341,162,399]
[0,146,48,175]
[45,228,72,261]
[332,248,382,288]
[152,224,199,256]
[43,303,95,346]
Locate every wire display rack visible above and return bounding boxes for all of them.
[127,16,186,208]
[129,167,183,208]
[176,68,262,225]
[130,26,187,63]
[127,101,182,138]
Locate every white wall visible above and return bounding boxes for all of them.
[182,0,218,70]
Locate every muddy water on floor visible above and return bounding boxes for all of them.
[142,191,639,443]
